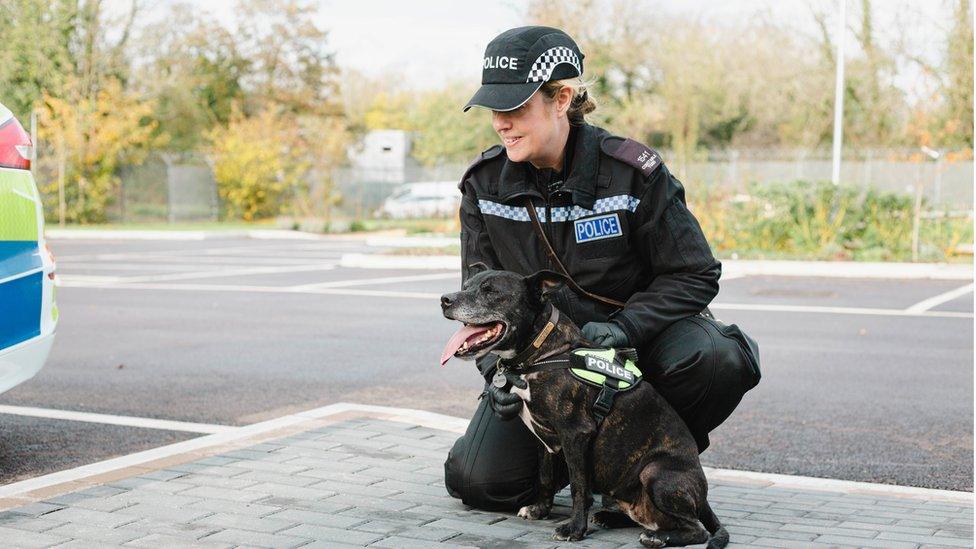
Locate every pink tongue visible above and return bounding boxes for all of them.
[441,325,490,366]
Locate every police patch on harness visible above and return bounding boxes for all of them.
[584,355,634,383]
[574,213,622,243]
[567,348,642,391]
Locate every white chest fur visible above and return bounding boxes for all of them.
[511,374,557,454]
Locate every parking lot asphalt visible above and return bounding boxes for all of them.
[0,237,971,492]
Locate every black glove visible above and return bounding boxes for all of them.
[581,321,629,347]
[482,370,527,421]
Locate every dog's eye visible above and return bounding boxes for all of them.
[480,283,495,294]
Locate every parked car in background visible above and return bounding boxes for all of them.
[376,181,461,219]
[0,102,58,394]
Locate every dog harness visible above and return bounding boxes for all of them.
[500,347,642,424]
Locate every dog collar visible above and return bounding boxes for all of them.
[500,305,560,370]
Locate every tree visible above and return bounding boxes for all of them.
[0,0,163,223]
[207,107,311,220]
[406,85,499,166]
[943,0,973,148]
[525,0,840,165]
[344,75,497,167]
[0,0,76,120]
[234,0,341,116]
[37,77,162,223]
[133,3,247,151]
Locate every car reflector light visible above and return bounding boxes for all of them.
[44,244,57,280]
[0,115,32,170]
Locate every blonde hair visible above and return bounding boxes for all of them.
[540,77,596,125]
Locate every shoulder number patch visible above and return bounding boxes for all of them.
[574,213,622,243]
[612,139,661,177]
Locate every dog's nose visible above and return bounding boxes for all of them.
[441,293,457,310]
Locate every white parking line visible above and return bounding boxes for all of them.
[710,302,974,318]
[55,249,239,262]
[109,263,336,283]
[54,279,974,318]
[904,283,974,313]
[55,242,363,262]
[60,262,256,272]
[0,405,236,434]
[291,272,459,290]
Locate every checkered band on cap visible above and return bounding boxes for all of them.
[526,46,582,83]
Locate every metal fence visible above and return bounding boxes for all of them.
[330,163,468,218]
[671,149,972,210]
[111,153,218,223]
[67,147,973,223]
[331,149,972,218]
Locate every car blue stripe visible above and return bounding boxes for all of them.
[0,240,41,280]
[0,271,42,350]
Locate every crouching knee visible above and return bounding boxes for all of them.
[444,439,538,511]
[443,411,541,512]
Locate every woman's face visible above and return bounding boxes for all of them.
[491,91,567,168]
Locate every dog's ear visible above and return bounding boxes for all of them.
[466,262,490,277]
[525,270,567,303]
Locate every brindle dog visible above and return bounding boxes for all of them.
[440,267,729,548]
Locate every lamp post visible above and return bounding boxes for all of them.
[831,0,847,185]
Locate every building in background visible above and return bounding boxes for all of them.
[346,130,418,184]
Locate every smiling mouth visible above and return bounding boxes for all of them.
[440,322,507,365]
[503,136,522,146]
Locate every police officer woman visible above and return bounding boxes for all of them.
[444,26,759,512]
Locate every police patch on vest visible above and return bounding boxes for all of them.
[574,213,622,243]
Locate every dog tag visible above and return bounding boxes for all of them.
[492,370,508,389]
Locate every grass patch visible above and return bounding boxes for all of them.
[356,217,460,234]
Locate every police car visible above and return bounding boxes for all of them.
[0,102,58,394]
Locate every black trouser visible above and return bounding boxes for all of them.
[444,315,747,512]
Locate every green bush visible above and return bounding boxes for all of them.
[692,180,972,262]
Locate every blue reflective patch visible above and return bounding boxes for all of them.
[0,271,42,350]
[0,240,41,279]
[574,213,622,243]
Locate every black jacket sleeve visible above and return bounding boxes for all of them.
[459,181,506,379]
[459,182,502,284]
[611,166,721,346]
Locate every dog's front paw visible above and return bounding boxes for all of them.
[552,521,587,541]
[639,530,666,548]
[517,503,551,520]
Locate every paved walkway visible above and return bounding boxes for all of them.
[0,405,971,548]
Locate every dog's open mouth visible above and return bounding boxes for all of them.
[440,322,506,365]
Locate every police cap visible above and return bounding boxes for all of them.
[464,26,584,113]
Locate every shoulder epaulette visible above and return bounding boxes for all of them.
[600,136,662,177]
[457,145,504,190]
[482,144,504,160]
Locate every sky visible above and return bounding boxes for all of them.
[145,0,956,99]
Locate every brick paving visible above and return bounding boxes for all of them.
[0,416,971,548]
